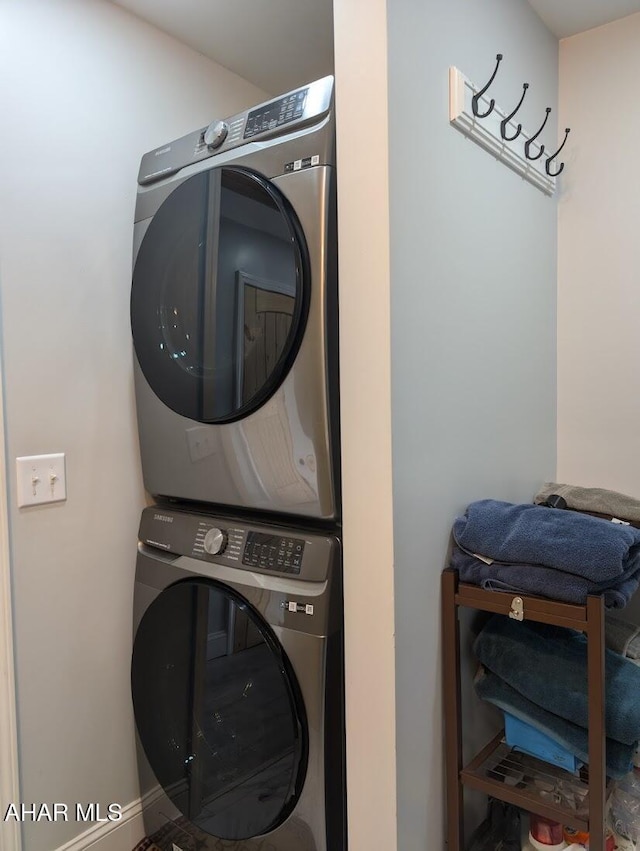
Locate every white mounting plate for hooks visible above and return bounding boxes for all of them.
[449,67,555,197]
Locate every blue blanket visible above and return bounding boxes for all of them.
[475,667,634,778]
[475,615,640,745]
[453,499,640,583]
[451,547,640,609]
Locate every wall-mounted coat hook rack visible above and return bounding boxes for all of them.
[545,128,570,177]
[449,55,570,196]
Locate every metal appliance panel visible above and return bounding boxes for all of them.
[132,164,337,519]
[132,507,345,851]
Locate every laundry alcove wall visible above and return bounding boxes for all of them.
[386,0,558,847]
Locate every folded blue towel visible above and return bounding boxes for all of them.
[475,615,640,745]
[475,666,634,778]
[453,499,640,583]
[451,547,640,609]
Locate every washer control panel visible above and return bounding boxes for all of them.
[242,531,305,575]
[193,521,242,563]
[138,507,334,582]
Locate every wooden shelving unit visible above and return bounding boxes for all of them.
[442,568,607,851]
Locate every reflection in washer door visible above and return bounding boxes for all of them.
[130,166,310,425]
[131,579,308,841]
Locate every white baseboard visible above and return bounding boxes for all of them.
[54,799,145,851]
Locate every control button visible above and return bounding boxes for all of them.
[204,120,229,149]
[203,528,227,555]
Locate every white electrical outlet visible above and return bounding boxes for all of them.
[16,453,67,507]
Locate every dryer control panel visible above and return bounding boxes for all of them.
[244,88,308,139]
[137,75,333,186]
[138,506,332,582]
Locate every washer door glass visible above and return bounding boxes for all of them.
[131,579,308,841]
[131,166,309,423]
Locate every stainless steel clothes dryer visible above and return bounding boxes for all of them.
[130,76,339,521]
[131,506,346,851]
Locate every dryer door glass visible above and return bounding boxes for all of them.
[131,578,308,841]
[131,166,309,423]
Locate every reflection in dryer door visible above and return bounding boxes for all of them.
[235,271,295,407]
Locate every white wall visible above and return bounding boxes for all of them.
[386,0,558,847]
[557,13,640,496]
[0,2,266,849]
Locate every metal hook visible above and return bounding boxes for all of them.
[545,128,571,177]
[500,83,529,142]
[524,107,551,160]
[472,54,503,119]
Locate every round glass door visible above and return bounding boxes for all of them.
[131,579,308,840]
[131,166,309,423]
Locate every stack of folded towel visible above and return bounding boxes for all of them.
[450,488,640,776]
[452,496,640,608]
[474,615,640,777]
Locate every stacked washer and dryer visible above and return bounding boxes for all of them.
[129,77,345,851]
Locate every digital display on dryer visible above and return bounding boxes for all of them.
[244,89,308,138]
[242,532,304,573]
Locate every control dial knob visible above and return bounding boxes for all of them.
[203,527,227,555]
[204,120,229,149]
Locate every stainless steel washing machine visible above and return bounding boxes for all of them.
[131,506,346,851]
[130,76,339,521]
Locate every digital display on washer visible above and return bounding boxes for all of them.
[242,531,305,573]
[243,89,308,139]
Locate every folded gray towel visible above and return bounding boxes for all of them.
[535,482,640,524]
[628,634,640,660]
[605,613,640,656]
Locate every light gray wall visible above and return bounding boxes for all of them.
[0,2,267,849]
[386,1,558,847]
